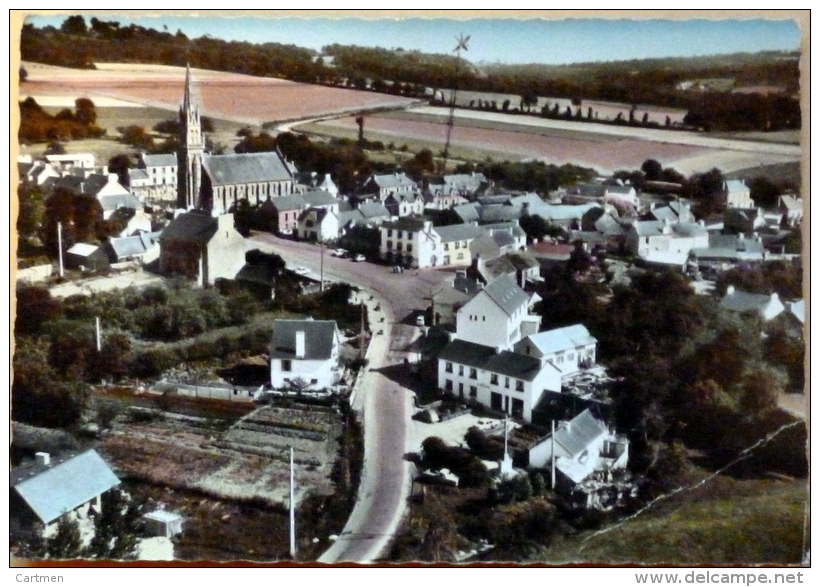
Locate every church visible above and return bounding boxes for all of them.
[177,65,298,215]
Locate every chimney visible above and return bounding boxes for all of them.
[35,452,50,467]
[295,331,306,359]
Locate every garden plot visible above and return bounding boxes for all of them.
[102,402,342,507]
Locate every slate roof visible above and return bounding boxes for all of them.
[269,319,339,361]
[483,222,527,239]
[129,168,150,181]
[107,232,161,259]
[452,203,480,223]
[789,300,805,324]
[67,243,100,257]
[553,409,608,459]
[434,223,484,243]
[338,209,366,226]
[690,233,764,260]
[270,194,307,212]
[523,324,597,355]
[369,172,417,190]
[202,152,294,186]
[301,190,338,208]
[53,174,112,197]
[480,274,530,317]
[358,202,391,219]
[439,339,553,382]
[720,290,781,315]
[99,192,142,213]
[595,213,626,237]
[479,205,520,223]
[779,195,802,211]
[631,220,707,238]
[142,153,177,167]
[159,210,221,244]
[11,450,120,525]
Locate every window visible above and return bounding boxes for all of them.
[387,240,393,250]
[515,380,524,391]
[457,253,464,260]
[490,374,499,385]
[556,354,564,364]
[445,379,453,392]
[504,377,510,388]
[407,244,413,252]
[469,368,477,380]
[397,231,403,239]
[445,362,453,373]
[458,365,464,376]
[387,229,393,237]
[569,353,574,361]
[458,383,464,397]
[397,243,403,252]
[282,360,292,372]
[444,243,450,251]
[491,392,503,411]
[469,386,477,398]
[311,379,318,384]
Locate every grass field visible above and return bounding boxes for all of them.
[537,475,808,565]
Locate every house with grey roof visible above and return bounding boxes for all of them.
[603,184,638,207]
[527,409,628,492]
[384,192,425,217]
[720,286,785,321]
[159,211,245,286]
[52,173,141,220]
[11,450,120,529]
[438,338,562,421]
[105,231,162,264]
[360,172,418,201]
[130,152,178,203]
[475,251,540,288]
[269,319,342,390]
[297,207,340,242]
[724,207,766,235]
[689,233,765,274]
[455,274,540,351]
[649,201,695,224]
[779,194,803,228]
[725,179,753,209]
[430,271,484,329]
[452,203,481,224]
[514,324,597,377]
[626,218,709,266]
[65,243,110,272]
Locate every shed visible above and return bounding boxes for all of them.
[143,510,184,538]
[66,243,110,272]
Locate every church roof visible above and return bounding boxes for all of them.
[203,152,295,186]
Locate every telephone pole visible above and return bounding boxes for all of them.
[289,446,297,559]
[57,221,64,278]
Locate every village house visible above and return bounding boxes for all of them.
[359,171,418,201]
[626,218,709,266]
[688,233,765,275]
[426,172,488,202]
[603,184,639,208]
[159,211,245,286]
[526,409,629,496]
[430,271,484,329]
[648,200,695,224]
[45,152,96,171]
[778,194,803,228]
[720,286,785,321]
[51,173,142,220]
[129,152,178,203]
[105,231,162,265]
[473,251,541,288]
[455,274,540,351]
[724,207,766,235]
[434,223,486,267]
[269,319,342,390]
[384,192,425,217]
[725,179,753,209]
[11,450,120,536]
[17,158,59,185]
[264,194,310,234]
[379,218,484,269]
[437,338,562,421]
[513,324,597,378]
[296,207,341,242]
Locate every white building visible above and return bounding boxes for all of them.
[455,274,540,351]
[720,286,785,321]
[725,179,753,209]
[269,319,342,391]
[626,219,709,266]
[513,324,597,377]
[438,339,562,421]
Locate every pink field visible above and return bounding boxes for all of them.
[320,115,710,173]
[21,63,417,124]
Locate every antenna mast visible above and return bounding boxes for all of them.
[441,33,470,174]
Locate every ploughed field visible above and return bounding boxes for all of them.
[20,61,417,124]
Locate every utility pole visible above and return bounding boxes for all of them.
[359,302,366,358]
[95,317,102,352]
[551,419,556,490]
[320,239,325,292]
[57,221,64,278]
[289,446,296,559]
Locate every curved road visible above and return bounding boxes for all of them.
[246,233,450,562]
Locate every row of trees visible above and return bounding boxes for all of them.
[19,97,105,143]
[22,17,801,133]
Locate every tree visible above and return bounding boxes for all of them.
[74,98,97,126]
[61,15,88,36]
[641,159,663,182]
[47,517,83,559]
[19,66,28,83]
[117,125,153,149]
[108,154,132,186]
[45,141,66,155]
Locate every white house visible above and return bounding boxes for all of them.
[45,153,95,170]
[527,409,629,489]
[297,207,340,242]
[384,192,425,217]
[725,179,753,209]
[433,223,485,268]
[778,195,803,228]
[438,339,562,422]
[513,324,597,377]
[269,319,342,390]
[361,172,418,200]
[626,219,709,266]
[455,274,540,351]
[720,286,785,321]
[131,152,179,202]
[380,218,437,268]
[603,184,638,208]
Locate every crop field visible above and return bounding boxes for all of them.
[102,402,341,506]
[20,61,417,125]
[309,106,802,175]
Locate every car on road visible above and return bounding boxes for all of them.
[416,315,425,326]
[353,254,366,262]
[331,249,348,258]
[291,266,311,275]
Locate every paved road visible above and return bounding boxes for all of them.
[246,233,450,562]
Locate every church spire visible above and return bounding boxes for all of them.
[179,64,204,210]
[183,63,195,112]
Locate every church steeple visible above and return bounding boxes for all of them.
[178,63,205,210]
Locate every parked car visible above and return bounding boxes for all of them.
[292,266,311,275]
[416,315,425,326]
[331,249,348,257]
[353,254,366,262]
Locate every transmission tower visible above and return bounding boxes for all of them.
[441,33,470,174]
